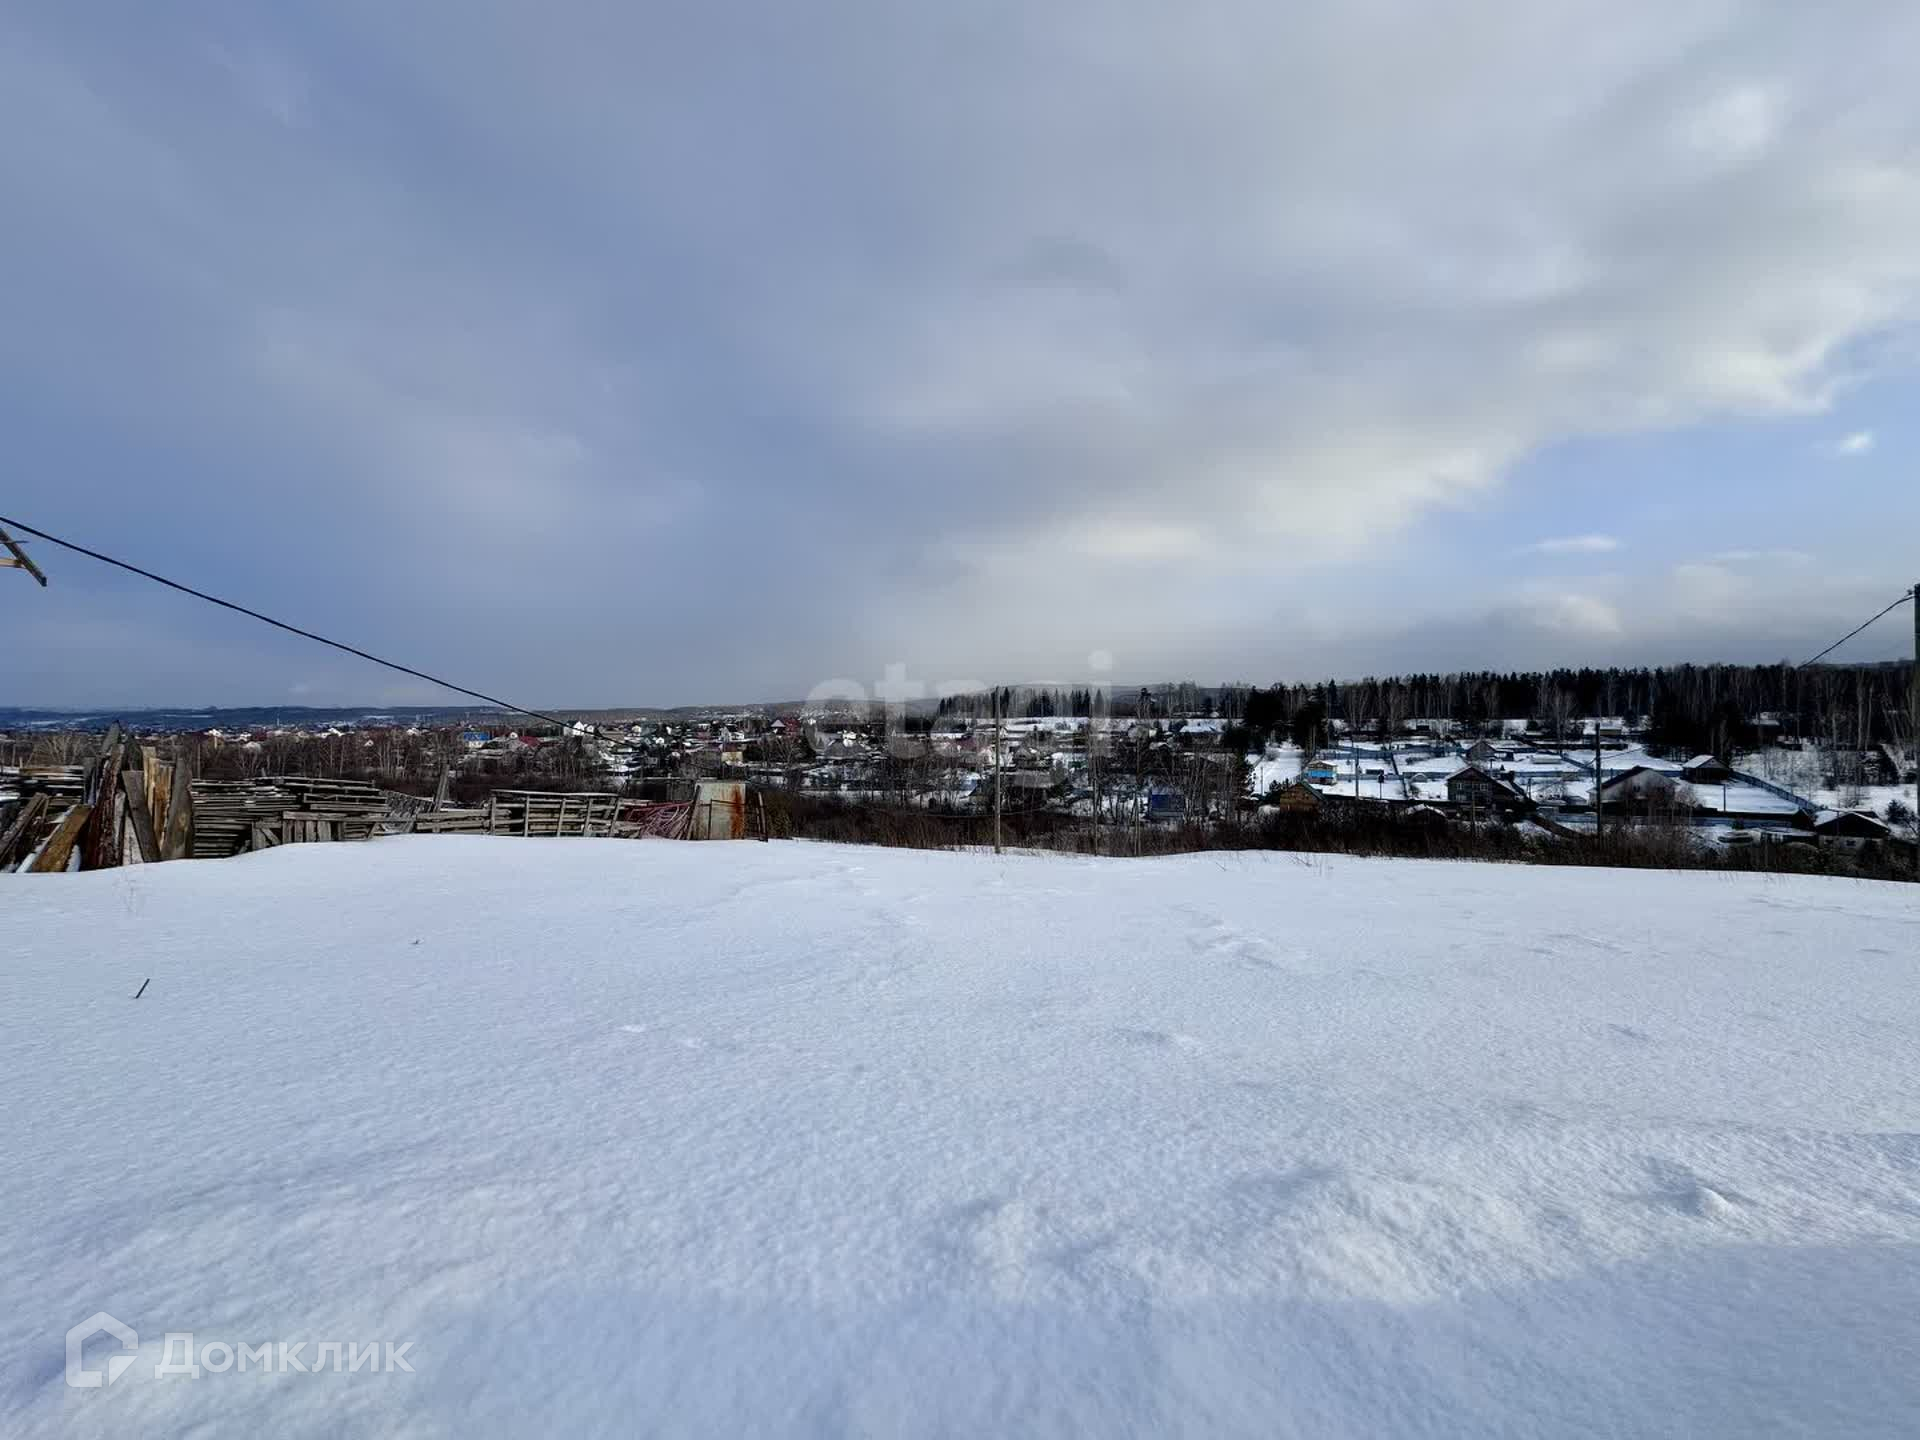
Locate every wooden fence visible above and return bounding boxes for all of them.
[415,793,712,841]
[5,745,763,872]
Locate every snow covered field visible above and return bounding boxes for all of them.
[6,839,1919,1436]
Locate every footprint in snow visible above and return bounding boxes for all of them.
[1179,909,1284,971]
[937,1195,1111,1290]
[1110,1026,1202,1052]
[1642,1159,1746,1222]
[617,1024,736,1053]
[1682,1183,1741,1221]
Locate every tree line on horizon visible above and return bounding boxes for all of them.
[937,661,1916,759]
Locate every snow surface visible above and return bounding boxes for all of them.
[6,839,1920,1437]
[1245,743,1305,794]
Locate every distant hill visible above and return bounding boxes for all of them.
[0,705,506,734]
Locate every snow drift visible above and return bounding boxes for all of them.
[4,839,1918,1436]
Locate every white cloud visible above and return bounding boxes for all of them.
[1311,561,1912,678]
[1679,82,1785,163]
[1072,521,1207,563]
[1703,548,1814,565]
[1525,534,1622,555]
[1532,593,1625,635]
[1836,430,1876,455]
[1669,562,1745,621]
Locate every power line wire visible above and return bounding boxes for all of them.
[1796,589,1916,669]
[0,513,606,737]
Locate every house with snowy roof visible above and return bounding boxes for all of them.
[1446,765,1530,815]
[1599,765,1684,811]
[1810,810,1891,849]
[1681,755,1735,785]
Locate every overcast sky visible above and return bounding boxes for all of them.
[4,1,1918,709]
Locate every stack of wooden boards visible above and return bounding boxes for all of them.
[189,779,297,858]
[0,772,89,873]
[202,777,434,854]
[0,728,185,872]
[2,739,438,870]
[5,743,749,873]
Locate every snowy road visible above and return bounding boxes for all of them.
[5,839,1919,1436]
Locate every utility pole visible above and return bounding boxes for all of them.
[1593,714,1604,840]
[1121,698,1136,856]
[1089,697,1100,856]
[0,527,48,585]
[991,686,1002,855]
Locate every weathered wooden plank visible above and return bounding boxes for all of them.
[27,803,92,873]
[82,739,127,870]
[147,757,171,844]
[160,751,196,861]
[412,809,489,833]
[0,793,51,870]
[120,771,160,863]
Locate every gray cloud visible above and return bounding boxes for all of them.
[1526,535,1622,555]
[4,1,1920,704]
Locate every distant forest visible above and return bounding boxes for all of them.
[937,662,1917,758]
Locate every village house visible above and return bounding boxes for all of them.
[1145,783,1190,821]
[980,769,1061,808]
[1446,764,1530,816]
[1598,766,1685,812]
[1261,780,1322,815]
[1680,754,1735,785]
[1810,809,1891,850]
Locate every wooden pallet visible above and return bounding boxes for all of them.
[250,812,339,846]
[485,791,626,837]
[411,809,491,834]
[189,779,296,858]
